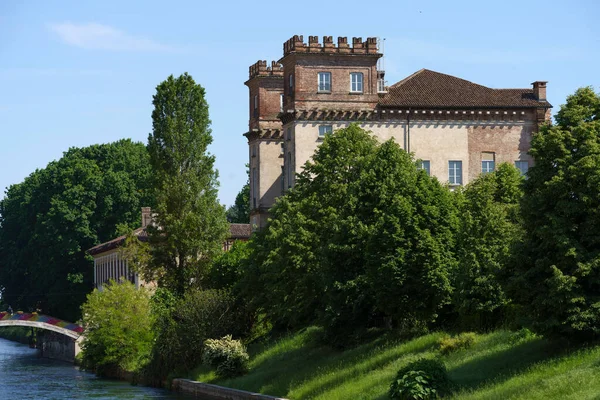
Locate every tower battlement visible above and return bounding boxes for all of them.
[249,60,284,80]
[283,35,379,56]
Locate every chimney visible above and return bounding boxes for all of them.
[532,81,547,101]
[141,207,152,229]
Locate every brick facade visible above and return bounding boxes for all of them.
[245,35,552,229]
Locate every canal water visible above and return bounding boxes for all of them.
[0,337,195,399]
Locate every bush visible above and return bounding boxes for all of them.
[438,332,476,355]
[389,358,453,399]
[80,280,154,375]
[146,288,249,380]
[203,335,249,378]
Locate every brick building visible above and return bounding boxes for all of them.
[245,35,552,229]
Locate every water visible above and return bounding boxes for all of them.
[0,338,195,399]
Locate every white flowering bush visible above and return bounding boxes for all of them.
[202,335,249,378]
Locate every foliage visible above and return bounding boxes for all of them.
[245,124,458,340]
[147,288,248,380]
[208,240,250,290]
[452,164,524,329]
[438,332,476,355]
[226,166,250,223]
[118,226,152,280]
[80,280,154,375]
[0,326,31,344]
[203,335,249,378]
[508,87,600,339]
[389,358,453,399]
[0,140,153,321]
[146,73,229,295]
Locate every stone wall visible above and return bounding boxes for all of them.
[289,119,534,186]
[172,379,288,400]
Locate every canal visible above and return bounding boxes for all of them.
[0,337,195,399]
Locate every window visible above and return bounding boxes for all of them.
[280,142,285,154]
[253,95,258,117]
[449,161,463,185]
[378,78,386,93]
[251,145,256,157]
[318,72,331,92]
[515,161,529,176]
[418,160,431,176]
[318,125,333,137]
[350,72,363,93]
[280,93,284,112]
[286,127,292,141]
[481,152,495,174]
[289,74,293,89]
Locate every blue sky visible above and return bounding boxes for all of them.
[0,0,598,207]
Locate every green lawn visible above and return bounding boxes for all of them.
[187,327,600,399]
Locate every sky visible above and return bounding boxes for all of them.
[0,0,598,207]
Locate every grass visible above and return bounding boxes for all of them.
[186,327,600,399]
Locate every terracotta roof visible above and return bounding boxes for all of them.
[379,69,552,109]
[88,227,148,256]
[229,223,252,239]
[88,224,252,256]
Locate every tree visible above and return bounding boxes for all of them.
[0,140,153,321]
[146,73,229,295]
[453,163,524,329]
[226,166,250,223]
[245,124,458,341]
[208,240,250,290]
[508,87,600,339]
[80,280,154,375]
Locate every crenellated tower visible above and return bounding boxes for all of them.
[278,35,383,188]
[244,60,284,230]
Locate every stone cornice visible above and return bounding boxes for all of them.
[278,107,540,124]
[244,128,283,142]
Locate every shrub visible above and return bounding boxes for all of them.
[509,328,537,344]
[146,288,253,381]
[203,335,249,378]
[80,280,154,375]
[389,358,453,399]
[438,332,476,355]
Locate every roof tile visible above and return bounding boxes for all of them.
[379,69,552,109]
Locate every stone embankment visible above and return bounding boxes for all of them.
[172,379,288,400]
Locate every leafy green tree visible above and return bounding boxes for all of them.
[453,163,524,329]
[226,166,250,223]
[208,240,250,290]
[246,124,458,340]
[508,87,600,339]
[0,140,153,321]
[146,73,229,295]
[80,280,155,375]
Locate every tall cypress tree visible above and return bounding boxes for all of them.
[147,73,229,295]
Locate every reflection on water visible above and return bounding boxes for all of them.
[0,337,195,399]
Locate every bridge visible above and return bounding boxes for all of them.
[0,311,84,339]
[0,311,84,362]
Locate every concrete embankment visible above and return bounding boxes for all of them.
[172,379,288,400]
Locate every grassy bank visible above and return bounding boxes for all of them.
[187,327,600,399]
